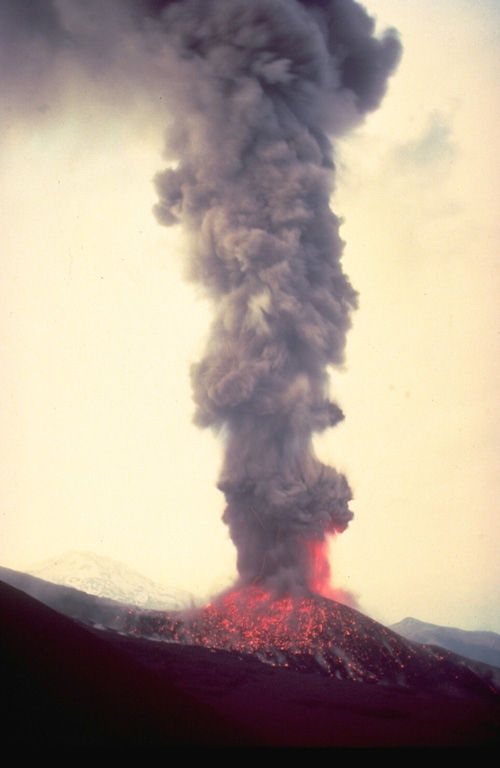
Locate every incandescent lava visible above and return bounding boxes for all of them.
[126,586,500,697]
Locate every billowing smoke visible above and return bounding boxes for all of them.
[153,0,401,594]
[1,0,400,597]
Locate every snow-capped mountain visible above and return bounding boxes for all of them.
[390,617,500,669]
[27,551,197,610]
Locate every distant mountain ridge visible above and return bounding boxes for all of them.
[26,551,196,610]
[390,617,500,669]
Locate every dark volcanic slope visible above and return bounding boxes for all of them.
[0,581,255,744]
[2,580,500,745]
[106,630,500,747]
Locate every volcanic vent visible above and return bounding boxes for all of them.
[145,2,495,699]
[146,0,447,691]
[150,2,406,669]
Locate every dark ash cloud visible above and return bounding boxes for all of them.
[153,0,401,593]
[1,0,401,596]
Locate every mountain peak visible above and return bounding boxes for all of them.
[390,616,500,669]
[26,550,196,610]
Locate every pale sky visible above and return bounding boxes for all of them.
[1,1,499,632]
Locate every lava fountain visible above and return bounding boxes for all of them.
[154,0,401,600]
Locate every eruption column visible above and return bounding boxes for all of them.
[154,0,401,594]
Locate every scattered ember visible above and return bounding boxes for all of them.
[119,586,499,696]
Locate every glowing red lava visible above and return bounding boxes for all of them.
[177,586,412,678]
[303,538,356,606]
[128,585,497,693]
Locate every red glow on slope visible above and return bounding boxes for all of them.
[165,585,366,660]
[126,586,500,693]
[131,585,466,686]
[192,586,362,661]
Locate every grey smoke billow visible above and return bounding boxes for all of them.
[153,0,401,593]
[1,0,401,595]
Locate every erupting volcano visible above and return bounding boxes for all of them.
[2,2,500,746]
[154,0,401,598]
[146,2,478,690]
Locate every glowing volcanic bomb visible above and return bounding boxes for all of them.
[155,0,401,597]
[124,587,499,696]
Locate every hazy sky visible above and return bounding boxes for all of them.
[1,1,499,632]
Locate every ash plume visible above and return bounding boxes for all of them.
[153,0,401,594]
[1,0,401,597]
